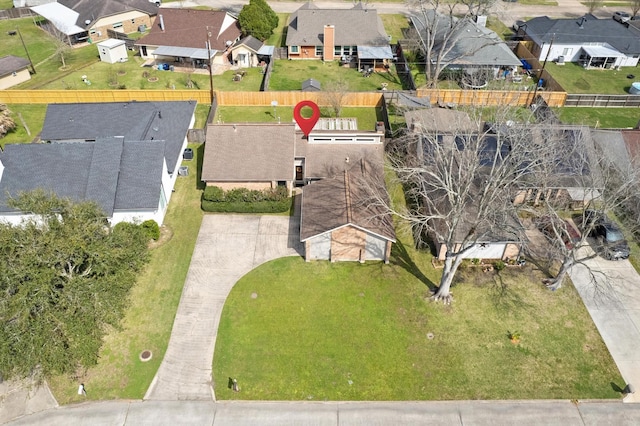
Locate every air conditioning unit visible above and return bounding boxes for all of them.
[178,166,189,176]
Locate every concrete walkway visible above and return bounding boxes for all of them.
[8,399,640,425]
[144,213,303,401]
[568,249,640,403]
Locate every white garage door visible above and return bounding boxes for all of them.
[365,234,387,260]
[308,233,331,260]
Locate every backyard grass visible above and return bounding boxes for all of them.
[213,253,622,400]
[266,13,290,47]
[2,104,47,147]
[545,62,637,94]
[214,106,382,130]
[556,107,640,128]
[269,60,403,91]
[0,0,13,9]
[48,143,205,404]
[380,14,410,44]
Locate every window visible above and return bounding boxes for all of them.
[334,46,341,56]
[562,48,573,56]
[112,22,123,29]
[89,29,96,34]
[290,45,299,54]
[131,19,135,24]
[315,46,323,57]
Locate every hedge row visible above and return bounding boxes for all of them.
[201,186,291,213]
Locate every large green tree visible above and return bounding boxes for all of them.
[0,191,150,380]
[238,0,278,41]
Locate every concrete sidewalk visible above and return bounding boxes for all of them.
[144,213,303,401]
[8,399,640,425]
[569,250,640,403]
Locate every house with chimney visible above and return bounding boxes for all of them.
[285,2,393,70]
[135,8,242,68]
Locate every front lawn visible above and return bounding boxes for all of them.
[214,253,622,400]
[269,60,403,92]
[48,143,205,404]
[545,62,638,94]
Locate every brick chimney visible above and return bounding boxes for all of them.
[323,25,335,61]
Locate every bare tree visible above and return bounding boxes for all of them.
[521,125,640,290]
[406,0,501,87]
[0,104,17,138]
[584,0,603,14]
[321,79,350,118]
[368,107,542,304]
[632,0,640,17]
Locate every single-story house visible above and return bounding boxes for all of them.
[410,11,522,81]
[404,108,482,134]
[518,15,640,68]
[301,161,395,263]
[0,55,31,90]
[229,35,273,68]
[31,0,158,45]
[285,2,393,69]
[135,8,241,67]
[0,101,196,226]
[201,119,385,192]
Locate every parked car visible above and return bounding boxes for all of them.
[536,216,582,249]
[582,210,630,260]
[614,11,631,23]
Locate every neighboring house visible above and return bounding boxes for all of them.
[135,8,241,67]
[31,0,159,45]
[301,161,395,263]
[410,11,521,82]
[285,2,393,69]
[0,101,196,226]
[13,0,52,7]
[518,15,640,68]
[229,35,273,68]
[404,108,482,134]
[0,55,31,90]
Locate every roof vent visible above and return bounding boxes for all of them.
[578,16,586,28]
[85,19,91,25]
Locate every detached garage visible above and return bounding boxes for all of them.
[301,164,395,263]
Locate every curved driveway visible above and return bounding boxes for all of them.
[144,213,303,401]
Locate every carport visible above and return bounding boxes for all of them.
[580,45,625,69]
[356,45,393,71]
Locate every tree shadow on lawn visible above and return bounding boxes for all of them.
[389,239,436,290]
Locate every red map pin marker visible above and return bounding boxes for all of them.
[293,100,320,137]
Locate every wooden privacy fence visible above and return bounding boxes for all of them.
[0,90,385,107]
[514,42,565,93]
[414,88,567,107]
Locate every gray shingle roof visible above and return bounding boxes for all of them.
[410,12,521,67]
[59,0,159,28]
[41,101,195,173]
[286,3,390,47]
[0,55,30,78]
[0,138,165,215]
[300,161,395,241]
[202,124,296,182]
[523,15,640,55]
[232,35,264,53]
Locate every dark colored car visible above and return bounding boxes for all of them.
[583,210,630,260]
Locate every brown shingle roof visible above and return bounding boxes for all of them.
[136,8,241,51]
[202,124,296,182]
[300,161,395,241]
[0,55,30,77]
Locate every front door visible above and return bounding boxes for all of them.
[295,166,303,181]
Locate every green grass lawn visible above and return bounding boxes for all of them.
[0,0,13,9]
[214,106,382,130]
[545,62,638,94]
[48,143,205,404]
[556,107,640,128]
[380,14,410,44]
[269,60,402,92]
[266,13,290,47]
[213,253,622,400]
[2,104,47,147]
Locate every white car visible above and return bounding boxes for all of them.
[613,11,631,23]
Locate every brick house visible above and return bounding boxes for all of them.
[31,0,158,45]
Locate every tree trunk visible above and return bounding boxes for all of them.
[432,253,463,304]
[544,256,574,291]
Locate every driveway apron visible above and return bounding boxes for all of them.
[144,213,302,401]
[569,251,640,402]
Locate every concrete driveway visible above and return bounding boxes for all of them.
[569,247,640,402]
[144,213,303,401]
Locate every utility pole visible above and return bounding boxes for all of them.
[16,27,36,74]
[529,36,554,108]
[206,28,214,105]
